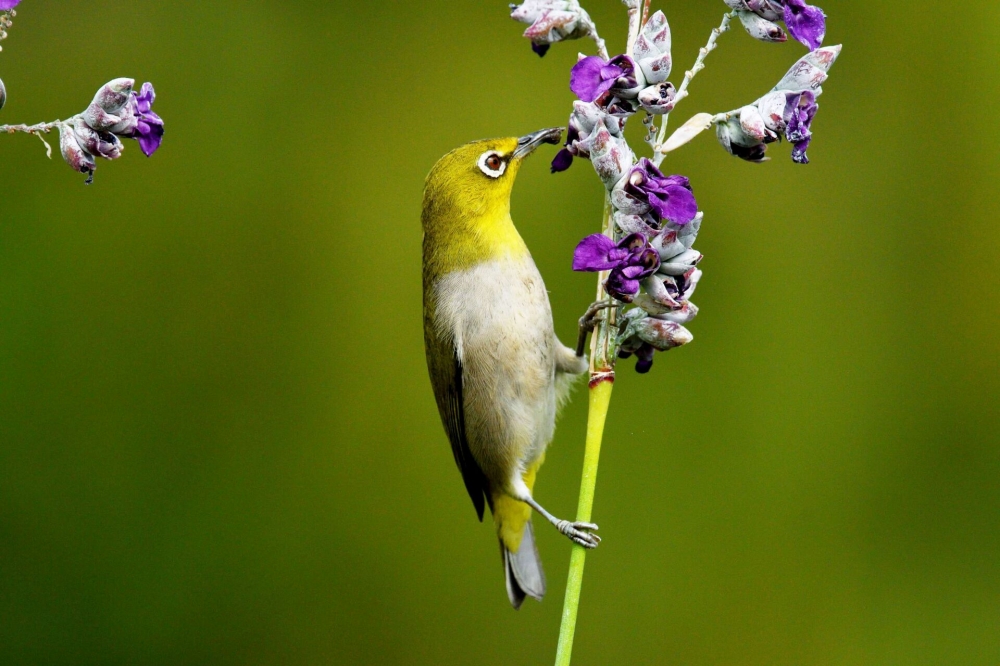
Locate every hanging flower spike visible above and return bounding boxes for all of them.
[570,54,645,104]
[716,45,839,164]
[725,0,826,51]
[510,1,593,57]
[573,233,660,302]
[612,158,698,225]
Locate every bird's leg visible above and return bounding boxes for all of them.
[576,299,618,357]
[521,494,601,549]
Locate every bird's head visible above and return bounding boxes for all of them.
[422,128,563,230]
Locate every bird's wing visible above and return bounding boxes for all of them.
[426,331,491,521]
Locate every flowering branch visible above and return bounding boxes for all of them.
[0,2,165,184]
[506,1,840,663]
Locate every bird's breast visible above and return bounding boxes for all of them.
[430,253,555,367]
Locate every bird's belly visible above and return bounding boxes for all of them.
[432,254,557,483]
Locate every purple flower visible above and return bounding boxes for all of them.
[783,0,826,51]
[616,158,698,225]
[131,82,164,156]
[570,54,644,104]
[572,233,660,302]
[0,0,21,10]
[785,90,817,163]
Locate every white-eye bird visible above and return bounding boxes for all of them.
[422,128,602,609]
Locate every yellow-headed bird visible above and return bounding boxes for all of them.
[422,128,602,609]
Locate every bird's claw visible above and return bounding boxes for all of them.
[557,520,601,549]
[578,299,617,333]
[576,299,618,357]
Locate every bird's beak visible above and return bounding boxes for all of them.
[513,127,563,159]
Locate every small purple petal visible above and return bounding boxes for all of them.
[783,0,826,51]
[570,56,616,103]
[0,0,21,9]
[791,137,811,164]
[648,185,698,225]
[551,148,574,173]
[572,234,619,271]
[605,269,641,301]
[634,344,655,373]
[532,42,550,57]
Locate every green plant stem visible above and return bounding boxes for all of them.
[554,379,613,666]
[555,195,620,666]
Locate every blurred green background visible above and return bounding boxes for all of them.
[2,1,998,664]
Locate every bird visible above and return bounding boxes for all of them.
[422,128,606,609]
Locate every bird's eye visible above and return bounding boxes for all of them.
[478,151,507,179]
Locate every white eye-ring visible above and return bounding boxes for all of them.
[477,151,507,178]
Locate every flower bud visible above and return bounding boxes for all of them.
[673,212,702,250]
[651,229,685,260]
[59,122,96,183]
[716,117,768,162]
[0,76,5,112]
[614,211,659,238]
[73,117,122,160]
[633,10,672,84]
[772,45,841,93]
[83,102,122,132]
[627,317,693,351]
[91,77,134,114]
[739,104,777,143]
[652,302,699,325]
[736,9,786,42]
[658,248,702,276]
[589,126,634,190]
[511,1,592,55]
[638,82,676,115]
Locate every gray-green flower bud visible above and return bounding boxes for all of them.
[59,122,96,183]
[92,77,134,114]
[633,10,672,84]
[736,9,786,43]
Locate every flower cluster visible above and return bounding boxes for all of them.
[724,0,826,51]
[58,78,163,183]
[715,45,839,164]
[509,0,596,57]
[568,10,675,120]
[509,0,841,374]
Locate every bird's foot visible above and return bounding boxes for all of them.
[576,300,618,357]
[557,520,601,549]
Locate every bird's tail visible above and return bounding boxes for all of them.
[499,518,545,609]
[493,456,547,609]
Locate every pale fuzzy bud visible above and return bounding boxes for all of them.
[0,76,5,111]
[92,77,134,114]
[73,117,123,160]
[631,318,693,351]
[772,45,841,93]
[59,122,96,183]
[589,126,635,190]
[739,104,775,143]
[106,97,138,136]
[638,82,676,115]
[614,212,658,238]
[651,229,686,261]
[736,10,786,43]
[675,212,702,250]
[634,10,672,84]
[661,113,714,154]
[83,102,122,132]
[755,90,788,134]
[716,117,768,162]
[658,248,703,276]
[634,275,682,313]
[652,302,699,325]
